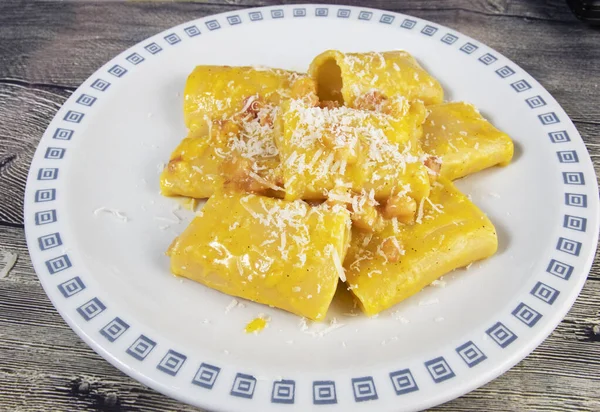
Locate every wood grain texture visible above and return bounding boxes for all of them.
[0,0,599,411]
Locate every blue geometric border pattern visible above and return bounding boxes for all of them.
[557,150,579,163]
[35,189,56,203]
[424,356,455,383]
[351,376,378,402]
[271,379,295,404]
[45,147,65,159]
[563,215,586,232]
[512,303,542,327]
[100,317,130,342]
[126,334,156,361]
[35,209,57,225]
[546,259,574,280]
[557,237,582,256]
[45,254,71,274]
[563,172,585,185]
[389,369,419,395]
[38,232,62,250]
[192,363,221,389]
[77,297,106,321]
[313,380,337,404]
[455,341,487,368]
[231,373,257,399]
[157,349,187,376]
[565,193,587,207]
[486,322,517,348]
[57,276,85,298]
[25,6,597,408]
[531,282,560,305]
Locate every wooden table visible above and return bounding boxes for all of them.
[1,1,599,410]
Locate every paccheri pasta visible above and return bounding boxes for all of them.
[160,50,513,319]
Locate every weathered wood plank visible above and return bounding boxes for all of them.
[0,82,70,226]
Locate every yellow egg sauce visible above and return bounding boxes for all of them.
[245,316,270,334]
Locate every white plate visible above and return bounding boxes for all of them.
[24,4,599,412]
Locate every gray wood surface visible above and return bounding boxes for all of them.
[0,0,599,410]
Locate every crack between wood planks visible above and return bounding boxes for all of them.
[0,221,24,229]
[0,78,76,93]
[573,119,600,127]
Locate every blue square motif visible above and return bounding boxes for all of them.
[231,373,256,399]
[77,297,106,321]
[293,8,306,17]
[380,14,395,24]
[91,78,110,91]
[441,33,458,44]
[100,317,129,342]
[400,19,416,29]
[563,172,585,185]
[479,53,497,65]
[556,237,582,256]
[64,111,84,123]
[45,254,71,274]
[192,363,221,389]
[108,64,127,78]
[206,20,221,30]
[486,322,517,348]
[525,95,546,108]
[57,276,85,298]
[157,349,187,376]
[337,9,351,18]
[271,379,295,404]
[460,43,478,54]
[315,8,328,17]
[546,259,574,280]
[351,377,378,402]
[563,215,586,232]
[227,15,242,25]
[549,130,570,143]
[496,66,515,78]
[359,11,373,20]
[37,168,58,180]
[389,369,419,395]
[531,282,560,305]
[127,335,156,360]
[38,232,62,250]
[557,150,579,163]
[424,357,455,383]
[313,380,336,404]
[249,11,263,21]
[53,128,74,140]
[565,193,586,207]
[511,80,531,92]
[184,25,201,37]
[512,302,542,327]
[145,42,162,54]
[271,9,284,19]
[164,33,181,45]
[76,94,97,106]
[35,209,57,225]
[126,53,144,65]
[456,341,487,367]
[421,25,438,36]
[35,189,56,203]
[44,147,65,159]
[539,112,560,125]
